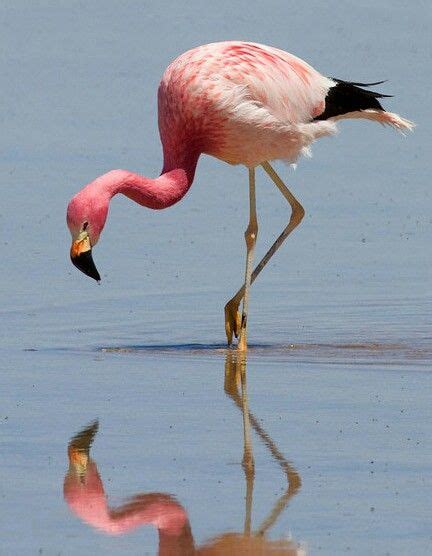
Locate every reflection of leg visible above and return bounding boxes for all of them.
[225,162,305,344]
[224,353,255,534]
[239,356,255,534]
[247,393,301,536]
[224,352,302,537]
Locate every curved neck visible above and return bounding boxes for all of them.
[94,151,199,210]
[64,462,192,541]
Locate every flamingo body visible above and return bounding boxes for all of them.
[158,41,336,168]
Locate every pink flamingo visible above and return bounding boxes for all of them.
[67,41,413,350]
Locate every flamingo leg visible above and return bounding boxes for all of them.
[224,162,305,346]
[234,168,258,351]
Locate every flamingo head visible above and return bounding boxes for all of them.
[67,188,109,282]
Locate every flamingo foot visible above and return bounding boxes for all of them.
[224,298,242,346]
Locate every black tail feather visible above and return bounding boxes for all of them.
[331,78,392,94]
[314,78,392,121]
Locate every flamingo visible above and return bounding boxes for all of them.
[67,41,413,350]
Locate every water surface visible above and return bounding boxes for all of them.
[1,1,431,555]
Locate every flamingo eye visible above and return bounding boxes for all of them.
[82,221,89,231]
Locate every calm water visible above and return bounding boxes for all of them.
[1,2,431,555]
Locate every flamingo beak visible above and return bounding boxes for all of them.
[70,232,101,282]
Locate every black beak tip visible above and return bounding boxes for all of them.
[71,250,101,282]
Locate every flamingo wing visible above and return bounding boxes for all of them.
[160,41,337,166]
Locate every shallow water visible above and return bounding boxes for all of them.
[1,1,431,555]
[2,344,431,555]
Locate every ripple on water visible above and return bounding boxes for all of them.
[99,340,432,368]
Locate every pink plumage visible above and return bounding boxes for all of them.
[158,41,337,167]
[67,41,413,348]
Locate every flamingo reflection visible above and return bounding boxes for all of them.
[64,354,304,555]
[224,352,302,540]
[64,421,194,552]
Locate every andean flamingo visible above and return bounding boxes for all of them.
[67,41,413,350]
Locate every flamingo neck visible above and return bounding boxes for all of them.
[64,462,191,537]
[95,151,199,210]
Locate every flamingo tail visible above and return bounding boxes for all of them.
[315,78,414,133]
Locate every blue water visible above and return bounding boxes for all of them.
[1,2,431,554]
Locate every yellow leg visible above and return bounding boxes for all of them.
[225,167,258,348]
[225,162,305,345]
[238,168,258,351]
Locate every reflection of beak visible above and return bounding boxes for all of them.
[68,420,99,474]
[70,233,101,282]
